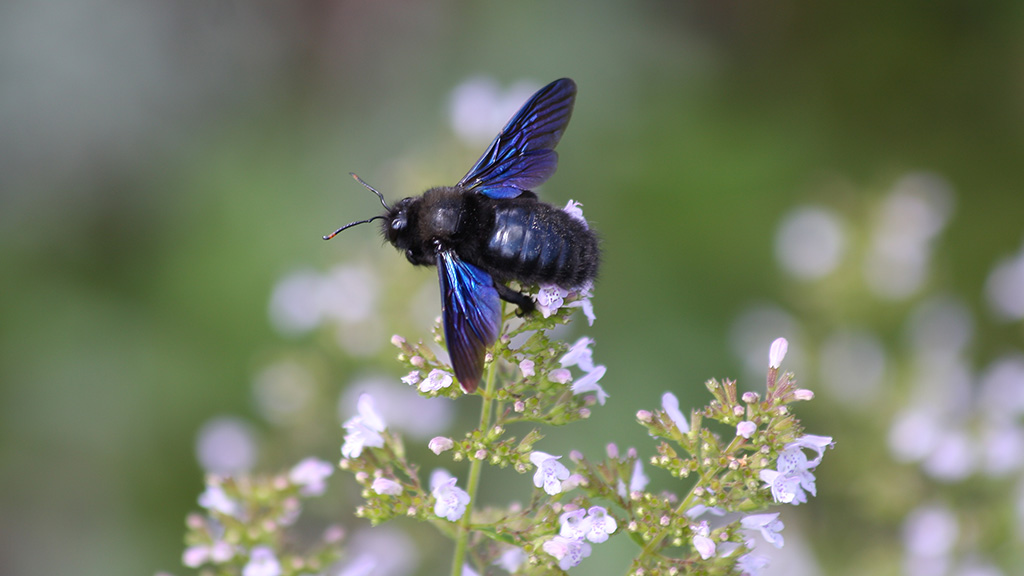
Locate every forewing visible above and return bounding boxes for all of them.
[457,78,577,199]
[437,248,501,392]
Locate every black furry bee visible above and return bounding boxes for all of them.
[325,78,599,392]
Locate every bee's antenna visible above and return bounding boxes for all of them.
[322,215,386,240]
[322,173,392,240]
[350,172,390,211]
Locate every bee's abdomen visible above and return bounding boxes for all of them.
[482,203,599,288]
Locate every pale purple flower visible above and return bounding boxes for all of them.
[401,371,421,386]
[535,284,570,317]
[548,368,572,384]
[759,469,807,505]
[419,369,454,393]
[584,506,617,543]
[736,553,770,576]
[563,200,588,227]
[198,483,240,517]
[737,421,757,439]
[494,546,528,573]
[542,535,592,570]
[430,469,470,522]
[243,546,281,576]
[629,459,649,493]
[428,436,454,455]
[559,508,589,540]
[561,337,596,371]
[341,394,386,458]
[566,281,596,326]
[662,392,690,433]
[741,513,785,548]
[519,359,535,377]
[288,457,334,496]
[183,545,211,568]
[571,366,608,405]
[784,434,834,468]
[693,521,716,559]
[760,434,833,504]
[769,337,789,369]
[371,477,403,496]
[530,451,571,495]
[685,504,726,519]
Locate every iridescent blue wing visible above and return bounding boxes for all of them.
[457,78,577,199]
[437,248,501,392]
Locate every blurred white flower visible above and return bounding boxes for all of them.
[774,206,846,280]
[195,416,257,475]
[288,457,333,496]
[448,77,540,145]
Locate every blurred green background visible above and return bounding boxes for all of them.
[3,1,1024,575]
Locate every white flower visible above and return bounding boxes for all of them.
[371,477,403,496]
[341,394,386,458]
[563,200,588,227]
[530,451,571,495]
[693,521,716,559]
[571,366,609,405]
[661,392,690,433]
[559,508,589,540]
[561,337,596,371]
[542,535,592,570]
[741,513,785,548]
[769,337,789,369]
[430,469,470,521]
[243,546,281,576]
[737,421,757,439]
[198,483,240,517]
[535,284,570,317]
[401,371,421,386]
[584,506,617,543]
[419,369,454,393]
[428,436,455,455]
[288,457,334,496]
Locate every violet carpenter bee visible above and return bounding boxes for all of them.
[325,78,599,392]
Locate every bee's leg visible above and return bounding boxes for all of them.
[494,283,535,315]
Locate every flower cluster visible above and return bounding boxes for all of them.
[182,458,341,576]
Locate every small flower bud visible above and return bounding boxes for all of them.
[548,368,572,384]
[636,410,653,422]
[769,337,789,369]
[429,436,454,455]
[742,391,760,403]
[793,388,815,401]
[391,335,405,347]
[410,355,425,367]
[474,449,487,460]
[606,443,619,459]
[514,400,526,412]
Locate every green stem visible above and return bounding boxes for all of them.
[450,361,498,576]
